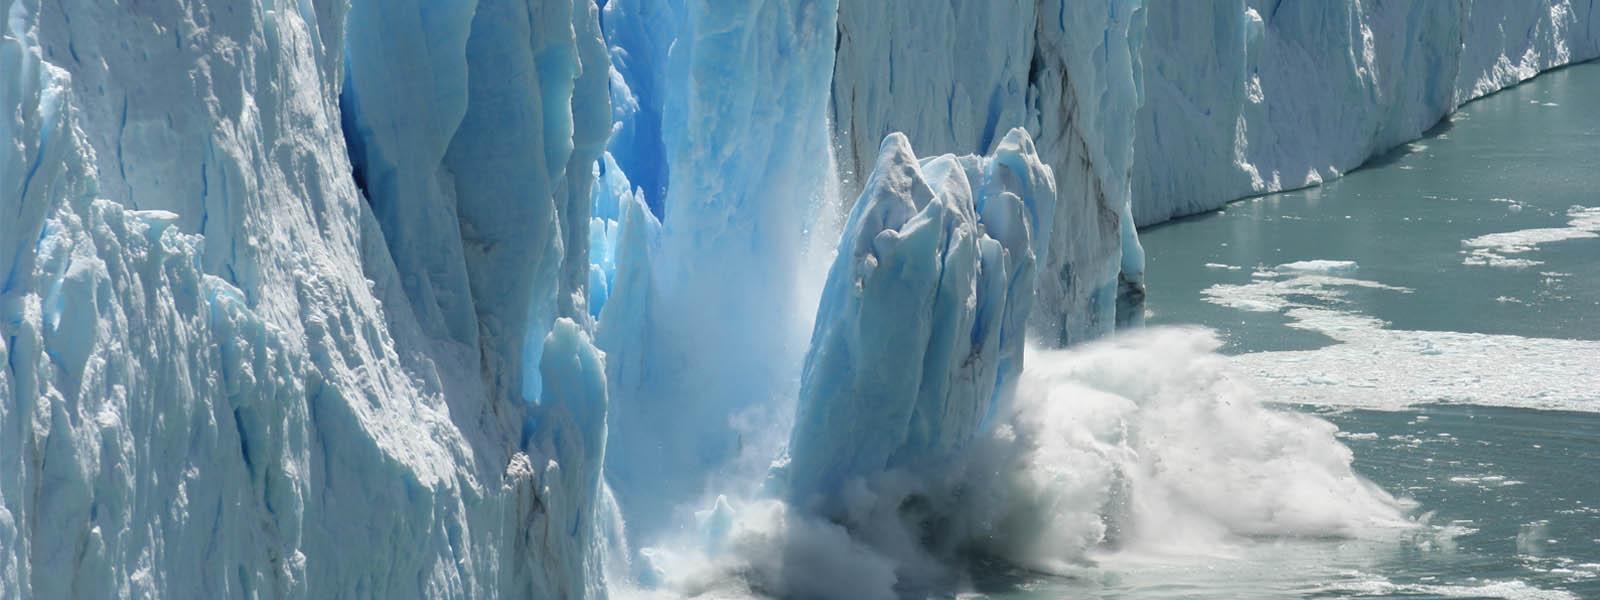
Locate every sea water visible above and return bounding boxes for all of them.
[989,62,1600,598]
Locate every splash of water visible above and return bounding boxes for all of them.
[613,327,1411,598]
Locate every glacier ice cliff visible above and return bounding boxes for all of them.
[1132,0,1600,225]
[594,0,843,540]
[3,0,1598,597]
[3,0,613,596]
[831,0,1149,345]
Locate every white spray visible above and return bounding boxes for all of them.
[616,327,1411,598]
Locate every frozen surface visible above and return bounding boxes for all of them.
[1133,0,1600,225]
[1462,206,1600,267]
[596,0,842,540]
[1277,259,1359,274]
[782,129,1055,510]
[1210,271,1600,413]
[2,0,613,596]
[830,0,1148,345]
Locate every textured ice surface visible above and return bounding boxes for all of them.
[596,0,843,539]
[2,0,613,596]
[782,129,1055,510]
[343,0,612,406]
[830,0,1148,345]
[1133,0,1600,225]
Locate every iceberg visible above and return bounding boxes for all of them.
[782,128,1055,511]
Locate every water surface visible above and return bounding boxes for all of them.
[1145,60,1600,353]
[996,60,1600,599]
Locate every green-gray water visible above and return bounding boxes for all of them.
[994,61,1600,600]
[1145,61,1600,353]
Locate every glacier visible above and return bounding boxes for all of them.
[594,0,844,541]
[3,0,615,596]
[831,0,1149,345]
[3,0,1598,597]
[1132,0,1600,225]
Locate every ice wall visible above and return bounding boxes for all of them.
[1,0,613,596]
[1133,0,1600,225]
[343,0,612,409]
[830,0,1148,346]
[596,0,841,538]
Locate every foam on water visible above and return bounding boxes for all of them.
[1316,578,1581,600]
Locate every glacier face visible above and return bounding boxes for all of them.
[595,0,844,540]
[2,0,613,597]
[3,0,1598,597]
[831,0,1149,345]
[1132,0,1600,225]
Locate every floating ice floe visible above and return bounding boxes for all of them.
[1278,259,1359,273]
[1205,269,1600,413]
[1461,206,1600,268]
